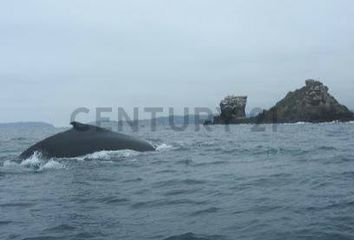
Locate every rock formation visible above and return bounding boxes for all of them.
[255,79,354,123]
[213,96,248,124]
[211,79,353,124]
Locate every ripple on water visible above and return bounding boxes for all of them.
[193,160,229,167]
[97,196,130,205]
[153,179,207,188]
[0,220,12,225]
[122,177,143,183]
[190,207,220,216]
[163,188,202,196]
[43,224,76,232]
[131,198,208,209]
[1,123,354,240]
[162,232,227,240]
[0,202,36,208]
[21,236,62,240]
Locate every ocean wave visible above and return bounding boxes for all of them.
[0,220,12,225]
[71,144,175,160]
[52,143,174,161]
[190,207,220,216]
[155,140,192,152]
[73,149,141,161]
[20,152,44,168]
[162,232,226,240]
[131,198,207,209]
[2,144,175,168]
[40,160,64,170]
[271,122,309,126]
[278,121,351,126]
[153,178,207,188]
[44,224,76,232]
[1,152,64,171]
[156,143,175,151]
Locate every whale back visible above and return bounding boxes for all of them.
[19,122,155,159]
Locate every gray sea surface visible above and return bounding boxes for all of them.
[1,123,354,240]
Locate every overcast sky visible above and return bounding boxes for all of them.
[1,0,354,126]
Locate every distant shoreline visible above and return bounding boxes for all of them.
[0,122,55,129]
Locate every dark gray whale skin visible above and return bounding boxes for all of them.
[19,122,155,159]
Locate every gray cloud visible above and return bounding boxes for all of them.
[1,0,353,125]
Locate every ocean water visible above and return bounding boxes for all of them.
[1,123,354,240]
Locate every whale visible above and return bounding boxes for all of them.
[19,121,155,159]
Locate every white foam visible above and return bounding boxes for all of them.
[74,149,140,161]
[3,160,19,168]
[280,122,308,126]
[20,151,43,168]
[78,151,113,160]
[156,143,174,151]
[4,144,174,169]
[115,150,141,158]
[39,160,65,170]
[1,151,65,171]
[322,120,339,125]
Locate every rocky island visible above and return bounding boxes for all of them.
[211,80,354,124]
[213,96,248,124]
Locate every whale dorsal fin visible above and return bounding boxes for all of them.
[70,121,109,132]
[70,121,90,131]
